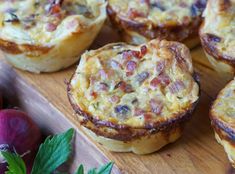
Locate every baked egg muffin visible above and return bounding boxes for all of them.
[0,0,106,73]
[210,78,235,167]
[68,39,200,154]
[107,0,206,48]
[200,0,235,74]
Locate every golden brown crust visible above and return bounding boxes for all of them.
[107,3,203,45]
[0,38,52,55]
[199,23,235,71]
[210,78,235,166]
[199,0,235,74]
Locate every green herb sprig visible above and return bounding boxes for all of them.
[2,129,113,174]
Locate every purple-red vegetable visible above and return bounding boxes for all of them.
[0,109,42,173]
[0,93,2,110]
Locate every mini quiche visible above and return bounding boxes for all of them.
[0,0,106,73]
[200,0,235,74]
[210,78,235,167]
[107,0,206,48]
[67,39,200,154]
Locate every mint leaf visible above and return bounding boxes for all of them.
[75,164,84,174]
[87,168,96,174]
[87,162,113,174]
[31,128,74,174]
[1,151,26,174]
[96,162,113,174]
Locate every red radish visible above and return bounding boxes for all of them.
[0,93,2,109]
[0,109,42,173]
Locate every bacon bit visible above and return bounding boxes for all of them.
[150,74,170,88]
[50,4,61,14]
[126,71,134,77]
[131,50,141,59]
[140,0,150,4]
[136,72,149,84]
[127,8,146,19]
[122,50,132,60]
[134,108,145,116]
[110,95,120,103]
[150,99,163,115]
[169,80,185,94]
[122,50,141,62]
[110,60,122,69]
[156,61,165,74]
[115,81,133,93]
[90,91,97,99]
[140,45,147,56]
[144,113,152,120]
[126,61,137,72]
[46,23,57,32]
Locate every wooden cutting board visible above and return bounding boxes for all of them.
[0,26,234,174]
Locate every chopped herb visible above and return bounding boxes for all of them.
[5,13,19,23]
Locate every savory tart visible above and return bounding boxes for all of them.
[0,0,106,73]
[200,0,235,74]
[210,78,235,167]
[107,0,206,48]
[68,39,200,154]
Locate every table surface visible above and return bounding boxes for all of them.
[0,26,234,174]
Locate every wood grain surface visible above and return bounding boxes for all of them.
[0,26,234,174]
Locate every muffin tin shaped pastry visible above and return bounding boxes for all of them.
[68,39,200,154]
[200,0,235,74]
[107,0,206,48]
[0,0,106,73]
[210,78,235,167]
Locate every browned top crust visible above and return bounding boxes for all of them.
[107,0,206,42]
[210,78,235,143]
[67,39,200,141]
[200,0,235,65]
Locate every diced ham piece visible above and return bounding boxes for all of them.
[140,0,150,5]
[50,4,61,14]
[144,113,152,120]
[126,61,137,72]
[126,71,134,77]
[122,50,132,60]
[98,83,109,91]
[134,108,145,116]
[110,95,120,103]
[168,80,185,94]
[150,99,163,115]
[131,50,141,59]
[140,45,147,56]
[90,91,97,99]
[115,81,133,93]
[150,74,170,88]
[46,23,57,32]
